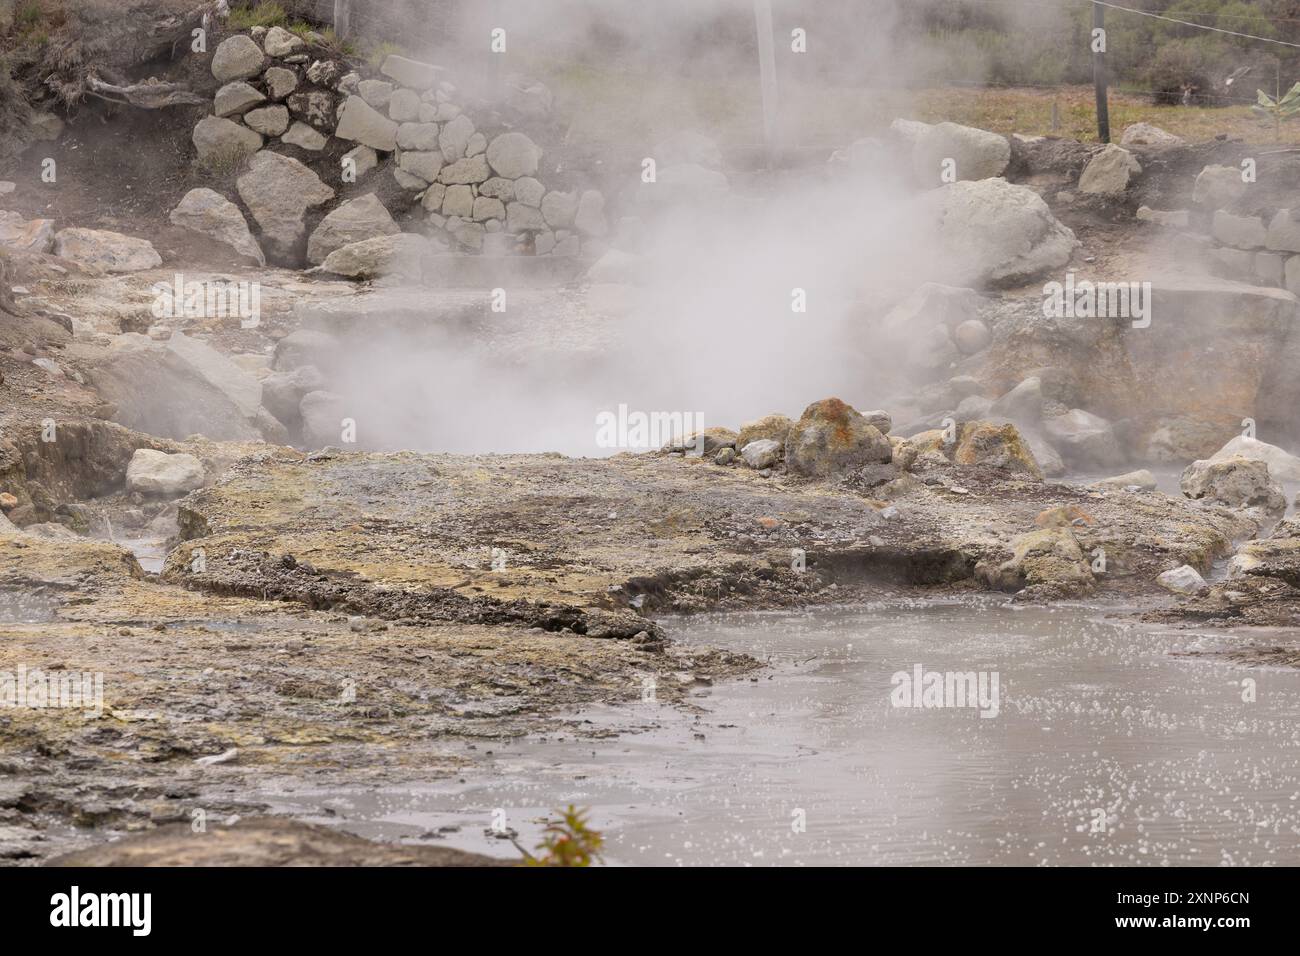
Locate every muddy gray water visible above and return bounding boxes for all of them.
[258,601,1300,866]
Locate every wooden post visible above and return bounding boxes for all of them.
[1093,2,1110,143]
[333,0,352,40]
[754,0,778,168]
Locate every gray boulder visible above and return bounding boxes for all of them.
[53,228,161,272]
[335,95,399,152]
[1078,144,1141,196]
[785,398,893,478]
[486,132,542,179]
[192,115,263,166]
[1042,408,1123,469]
[923,178,1079,286]
[306,193,398,265]
[236,151,334,263]
[169,188,265,265]
[1180,456,1286,516]
[212,35,266,82]
[912,121,1010,182]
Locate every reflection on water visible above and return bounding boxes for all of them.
[262,601,1300,866]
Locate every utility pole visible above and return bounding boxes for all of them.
[754,0,778,169]
[1093,1,1110,143]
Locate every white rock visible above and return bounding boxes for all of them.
[741,439,783,469]
[125,449,205,496]
[1157,564,1207,595]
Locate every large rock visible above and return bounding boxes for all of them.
[737,414,793,450]
[923,178,1078,286]
[53,228,161,272]
[970,278,1300,456]
[306,194,398,265]
[1208,435,1300,483]
[0,211,55,253]
[262,25,304,57]
[335,95,399,152]
[236,151,334,263]
[950,421,1042,479]
[1213,211,1266,250]
[1156,564,1207,595]
[192,115,263,166]
[439,114,475,162]
[380,54,442,91]
[977,527,1094,596]
[1192,164,1247,208]
[784,398,893,478]
[262,365,326,427]
[88,348,262,442]
[214,81,265,117]
[486,132,541,179]
[1042,409,1123,469]
[244,105,290,136]
[317,233,428,280]
[1120,122,1183,148]
[165,332,262,418]
[1180,456,1286,515]
[125,449,205,496]
[1077,144,1141,196]
[211,35,266,82]
[911,121,1010,182]
[299,390,349,448]
[169,188,264,265]
[740,439,783,470]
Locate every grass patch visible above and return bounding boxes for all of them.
[227,1,288,29]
